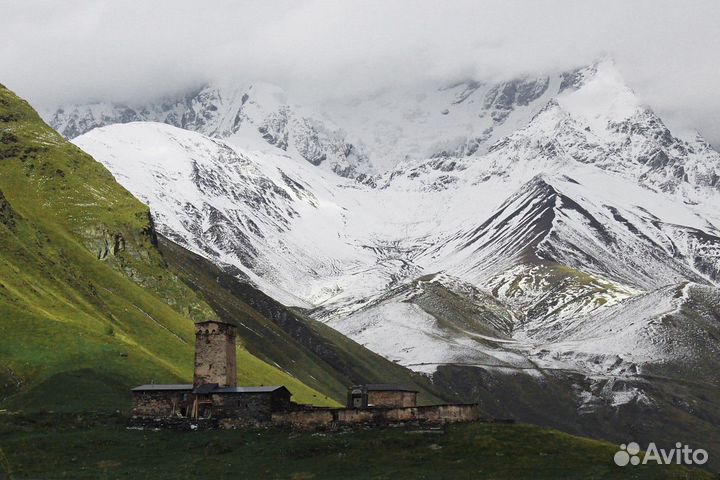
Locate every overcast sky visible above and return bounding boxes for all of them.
[1,0,719,145]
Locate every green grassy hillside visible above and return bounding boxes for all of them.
[0,83,335,411]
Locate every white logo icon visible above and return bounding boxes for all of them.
[614,442,641,466]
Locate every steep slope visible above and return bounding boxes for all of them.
[424,170,720,315]
[1,83,204,410]
[0,83,384,411]
[71,121,379,307]
[156,234,445,404]
[324,274,521,374]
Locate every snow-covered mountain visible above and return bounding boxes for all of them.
[70,59,720,373]
[49,82,372,178]
[68,60,720,448]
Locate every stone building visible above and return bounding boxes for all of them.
[131,320,292,422]
[347,384,418,408]
[131,319,487,430]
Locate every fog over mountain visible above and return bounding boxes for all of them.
[1,0,720,147]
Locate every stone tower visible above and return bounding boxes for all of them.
[193,320,237,388]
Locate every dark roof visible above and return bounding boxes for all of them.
[132,384,291,395]
[352,384,419,393]
[195,320,236,327]
[132,384,193,392]
[212,386,290,395]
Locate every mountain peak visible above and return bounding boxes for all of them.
[246,82,289,106]
[557,58,641,135]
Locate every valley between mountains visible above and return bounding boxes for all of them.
[36,59,720,462]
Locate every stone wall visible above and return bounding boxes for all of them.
[129,402,489,430]
[268,409,335,429]
[270,404,484,430]
[211,393,274,422]
[366,390,417,408]
[132,391,189,417]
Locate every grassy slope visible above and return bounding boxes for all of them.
[0,83,333,411]
[0,415,712,479]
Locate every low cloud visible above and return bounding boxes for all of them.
[2,0,719,145]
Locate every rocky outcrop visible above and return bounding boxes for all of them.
[482,77,549,124]
[0,190,16,230]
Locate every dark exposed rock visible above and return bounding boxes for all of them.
[0,190,16,230]
[452,81,483,105]
[258,109,290,151]
[482,77,549,125]
[96,230,126,260]
[559,65,596,92]
[0,131,17,144]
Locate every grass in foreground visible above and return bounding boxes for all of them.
[0,414,712,480]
